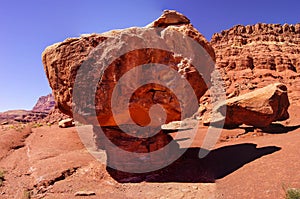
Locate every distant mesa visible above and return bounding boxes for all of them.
[32,93,55,113]
[0,93,68,125]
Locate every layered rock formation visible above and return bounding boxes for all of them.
[0,94,55,124]
[211,23,300,99]
[0,94,69,125]
[195,23,300,127]
[0,110,32,124]
[211,23,300,72]
[0,109,48,124]
[32,94,55,113]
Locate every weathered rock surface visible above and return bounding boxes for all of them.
[209,23,300,105]
[147,10,190,28]
[42,10,215,127]
[193,23,300,129]
[40,108,70,125]
[205,83,290,128]
[211,23,300,72]
[74,191,96,196]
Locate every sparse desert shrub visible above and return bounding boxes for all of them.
[15,124,25,132]
[0,170,5,186]
[9,125,15,129]
[286,188,300,199]
[23,189,32,199]
[32,123,43,128]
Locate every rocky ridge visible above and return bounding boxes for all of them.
[211,23,300,72]
[0,94,53,124]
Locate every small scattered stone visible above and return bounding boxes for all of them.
[74,191,96,196]
[58,118,75,128]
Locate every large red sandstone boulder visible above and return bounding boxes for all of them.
[204,83,290,128]
[42,10,216,127]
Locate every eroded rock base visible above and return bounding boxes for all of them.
[93,126,180,182]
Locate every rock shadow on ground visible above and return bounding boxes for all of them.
[107,143,281,183]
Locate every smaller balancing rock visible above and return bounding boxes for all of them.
[58,118,75,128]
[147,10,190,28]
[208,83,290,128]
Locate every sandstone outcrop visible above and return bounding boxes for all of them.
[210,23,300,104]
[40,108,70,125]
[211,23,300,72]
[193,23,300,128]
[204,83,290,128]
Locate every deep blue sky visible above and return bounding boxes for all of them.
[0,0,299,112]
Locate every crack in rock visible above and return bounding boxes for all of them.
[36,167,80,190]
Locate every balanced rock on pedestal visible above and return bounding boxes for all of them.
[42,10,217,176]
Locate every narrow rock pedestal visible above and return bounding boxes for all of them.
[93,125,180,182]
